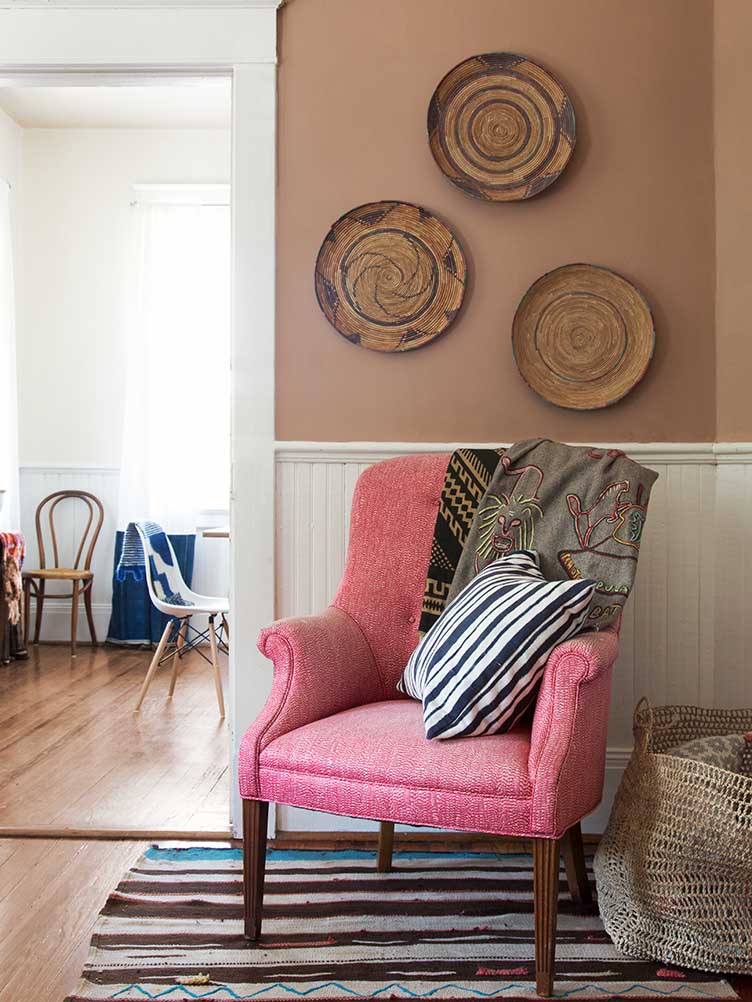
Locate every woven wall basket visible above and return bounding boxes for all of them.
[595,701,752,975]
[428,52,576,201]
[314,201,467,352]
[512,263,655,410]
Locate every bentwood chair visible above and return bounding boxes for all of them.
[238,454,620,997]
[22,490,104,655]
[133,521,228,717]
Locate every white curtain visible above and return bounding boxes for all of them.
[0,179,20,532]
[118,191,231,533]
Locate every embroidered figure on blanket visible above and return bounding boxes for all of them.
[474,458,544,571]
[559,481,650,618]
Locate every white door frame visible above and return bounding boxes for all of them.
[0,0,281,837]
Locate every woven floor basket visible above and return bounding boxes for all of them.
[594,700,752,974]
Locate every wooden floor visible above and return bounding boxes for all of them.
[0,837,146,1002]
[0,643,229,832]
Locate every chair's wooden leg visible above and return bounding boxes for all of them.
[83,583,97,646]
[561,821,592,907]
[22,581,31,647]
[377,821,394,873]
[70,580,79,656]
[33,582,45,644]
[533,837,560,998]
[135,619,173,710]
[169,619,188,698]
[208,615,225,719]
[243,799,269,941]
[176,617,188,658]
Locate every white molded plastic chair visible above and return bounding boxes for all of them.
[133,521,228,717]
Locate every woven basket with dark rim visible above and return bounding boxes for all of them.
[595,700,752,975]
[512,263,655,410]
[314,201,467,352]
[428,52,576,201]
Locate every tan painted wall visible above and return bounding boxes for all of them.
[715,0,752,441]
[275,0,715,443]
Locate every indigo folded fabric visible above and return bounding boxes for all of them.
[447,439,658,629]
[107,529,195,646]
[400,550,595,739]
[418,448,504,636]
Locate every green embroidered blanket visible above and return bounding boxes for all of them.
[442,439,659,629]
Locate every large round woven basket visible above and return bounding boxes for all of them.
[594,701,752,975]
[427,52,576,201]
[512,263,655,410]
[314,201,467,352]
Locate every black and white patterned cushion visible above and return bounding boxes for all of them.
[399,550,595,740]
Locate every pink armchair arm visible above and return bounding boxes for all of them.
[238,606,382,799]
[528,627,620,838]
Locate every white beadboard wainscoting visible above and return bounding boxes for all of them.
[18,465,229,643]
[19,465,120,641]
[17,445,752,834]
[273,441,750,834]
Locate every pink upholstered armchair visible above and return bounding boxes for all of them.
[238,454,620,997]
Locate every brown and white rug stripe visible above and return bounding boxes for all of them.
[65,846,738,1001]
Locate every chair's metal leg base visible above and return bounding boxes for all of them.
[243,799,269,941]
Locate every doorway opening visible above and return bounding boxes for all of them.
[0,74,233,837]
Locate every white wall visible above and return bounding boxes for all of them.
[0,106,21,530]
[0,105,20,192]
[17,127,230,467]
[15,127,230,639]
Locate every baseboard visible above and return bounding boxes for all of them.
[25,599,112,643]
[0,826,232,840]
[269,830,601,852]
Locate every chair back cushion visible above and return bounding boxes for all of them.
[333,453,448,697]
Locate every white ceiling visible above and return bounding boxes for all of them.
[0,80,231,129]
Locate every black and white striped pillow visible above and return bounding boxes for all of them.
[399,550,595,739]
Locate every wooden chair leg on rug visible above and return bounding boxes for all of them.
[243,799,269,941]
[561,821,592,907]
[533,837,560,998]
[83,582,97,646]
[377,821,394,873]
[135,619,173,710]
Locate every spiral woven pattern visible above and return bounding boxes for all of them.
[315,201,466,352]
[428,52,575,201]
[512,263,655,410]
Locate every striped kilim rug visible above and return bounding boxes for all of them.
[66,846,739,1001]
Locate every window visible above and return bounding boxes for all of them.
[118,184,230,532]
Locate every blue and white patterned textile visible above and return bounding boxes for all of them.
[115,521,194,607]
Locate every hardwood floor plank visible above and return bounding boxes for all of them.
[0,644,229,832]
[0,838,145,1002]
